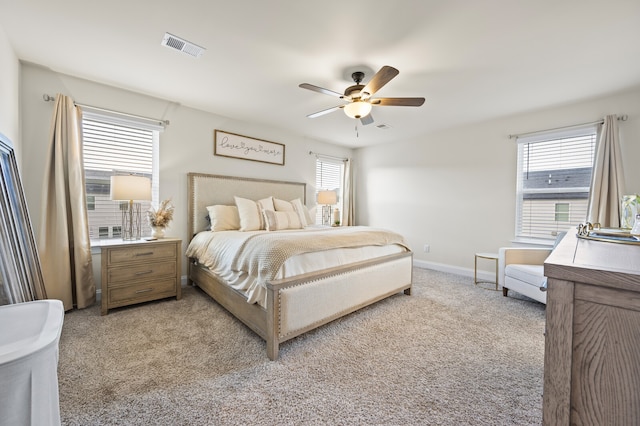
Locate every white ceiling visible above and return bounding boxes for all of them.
[2,0,640,148]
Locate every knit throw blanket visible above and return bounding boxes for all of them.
[187,226,409,289]
[233,226,409,285]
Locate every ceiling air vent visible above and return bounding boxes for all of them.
[161,33,205,58]
[376,124,392,130]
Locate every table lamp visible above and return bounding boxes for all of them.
[110,175,152,240]
[317,190,337,226]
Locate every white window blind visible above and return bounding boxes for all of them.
[82,111,160,241]
[315,158,344,225]
[515,125,597,242]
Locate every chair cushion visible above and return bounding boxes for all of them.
[505,264,547,288]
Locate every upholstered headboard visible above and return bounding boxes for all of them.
[187,173,306,237]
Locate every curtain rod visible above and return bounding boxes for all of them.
[42,93,170,126]
[509,114,628,139]
[308,151,349,161]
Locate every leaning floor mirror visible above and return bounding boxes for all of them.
[0,132,46,305]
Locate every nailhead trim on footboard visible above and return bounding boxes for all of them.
[274,253,412,339]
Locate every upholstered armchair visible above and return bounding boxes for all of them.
[498,247,551,304]
[498,232,567,304]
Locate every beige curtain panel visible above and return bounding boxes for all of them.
[38,94,96,310]
[342,158,355,226]
[587,114,626,228]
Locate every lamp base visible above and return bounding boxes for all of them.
[122,201,142,240]
[321,205,333,227]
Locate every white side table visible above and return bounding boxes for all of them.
[474,252,499,291]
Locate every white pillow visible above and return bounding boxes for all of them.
[234,196,274,231]
[274,198,308,226]
[273,198,294,211]
[263,210,303,231]
[306,205,317,225]
[206,205,240,231]
[258,196,275,212]
[290,198,309,227]
[234,196,262,231]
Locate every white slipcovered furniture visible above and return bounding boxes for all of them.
[498,232,567,304]
[498,247,551,304]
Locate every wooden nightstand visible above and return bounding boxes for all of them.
[100,238,182,315]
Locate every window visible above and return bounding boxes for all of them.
[554,203,570,222]
[81,108,161,241]
[315,157,344,225]
[515,125,597,242]
[98,227,109,238]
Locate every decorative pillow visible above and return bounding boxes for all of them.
[263,210,303,231]
[258,196,275,212]
[274,198,308,226]
[234,196,274,231]
[273,198,294,212]
[290,198,309,227]
[306,205,317,225]
[234,196,263,231]
[206,205,240,231]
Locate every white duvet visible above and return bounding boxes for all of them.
[186,226,408,307]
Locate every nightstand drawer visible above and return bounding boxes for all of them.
[108,278,177,304]
[108,261,176,284]
[108,244,177,265]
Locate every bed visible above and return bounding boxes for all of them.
[186,173,413,360]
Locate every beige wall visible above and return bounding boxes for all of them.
[355,88,640,277]
[0,24,19,156]
[15,61,640,289]
[19,62,353,290]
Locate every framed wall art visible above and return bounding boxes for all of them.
[214,130,285,166]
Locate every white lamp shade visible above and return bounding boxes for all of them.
[110,175,152,201]
[317,190,337,205]
[343,101,372,119]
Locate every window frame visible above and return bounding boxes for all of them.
[315,157,345,225]
[514,124,598,244]
[81,108,162,243]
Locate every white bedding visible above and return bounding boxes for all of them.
[186,226,408,307]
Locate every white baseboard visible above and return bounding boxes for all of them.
[98,269,498,303]
[412,259,497,283]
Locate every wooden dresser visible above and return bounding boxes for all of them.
[543,231,640,425]
[101,238,182,315]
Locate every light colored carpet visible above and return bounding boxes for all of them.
[58,268,546,425]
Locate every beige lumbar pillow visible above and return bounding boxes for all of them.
[263,210,303,231]
[274,197,309,227]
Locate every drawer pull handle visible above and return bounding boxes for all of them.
[135,288,153,294]
[135,252,154,256]
[135,270,153,276]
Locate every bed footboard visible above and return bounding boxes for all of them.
[266,251,413,360]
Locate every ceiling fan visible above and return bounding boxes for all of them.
[299,65,425,126]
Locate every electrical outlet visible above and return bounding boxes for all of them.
[424,244,430,253]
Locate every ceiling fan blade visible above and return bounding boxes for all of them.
[307,105,344,118]
[299,83,344,98]
[370,97,425,107]
[360,114,374,126]
[360,66,399,98]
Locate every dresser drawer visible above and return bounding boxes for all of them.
[108,278,177,304]
[107,243,177,265]
[108,261,176,284]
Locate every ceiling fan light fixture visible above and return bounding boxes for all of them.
[343,101,372,119]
